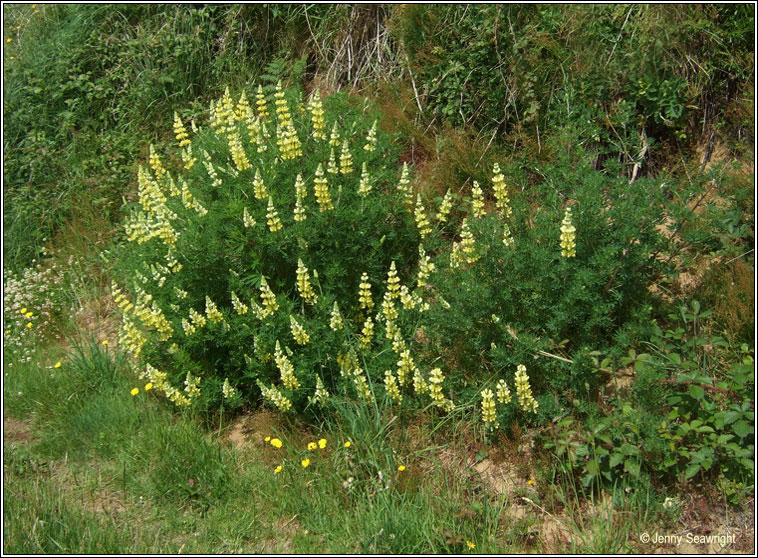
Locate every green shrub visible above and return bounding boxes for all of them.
[114,84,437,415]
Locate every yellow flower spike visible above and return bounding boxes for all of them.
[437,189,453,223]
[358,272,374,311]
[290,315,310,345]
[274,465,283,474]
[131,388,139,396]
[397,465,406,472]
[307,442,317,451]
[308,89,326,140]
[481,388,498,429]
[344,441,351,448]
[515,364,539,413]
[414,194,432,238]
[318,438,327,449]
[313,163,334,211]
[471,181,485,218]
[560,207,576,258]
[492,162,512,218]
[266,196,283,232]
[54,361,62,369]
[145,382,154,391]
[301,458,310,468]
[339,138,353,175]
[270,438,283,448]
[253,168,268,200]
[384,370,403,403]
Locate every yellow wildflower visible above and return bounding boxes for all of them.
[466,541,475,550]
[54,361,62,368]
[313,163,334,211]
[357,162,372,197]
[131,387,139,396]
[515,364,538,413]
[301,458,310,468]
[364,119,378,152]
[384,369,403,403]
[339,139,353,174]
[358,272,373,311]
[471,181,485,218]
[560,207,576,258]
[481,388,498,428]
[344,441,351,448]
[266,197,283,232]
[397,465,406,472]
[270,438,283,448]
[253,168,268,200]
[318,438,327,449]
[437,189,453,223]
[308,442,318,451]
[25,311,33,318]
[274,465,283,474]
[414,194,432,238]
[290,315,310,345]
[329,302,344,331]
[308,89,326,140]
[26,322,32,329]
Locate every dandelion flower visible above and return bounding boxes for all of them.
[145,382,154,391]
[318,438,327,449]
[397,465,406,472]
[131,388,139,396]
[301,458,310,468]
[344,441,351,448]
[270,438,283,448]
[265,436,271,442]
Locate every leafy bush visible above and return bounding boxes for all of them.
[114,84,441,414]
[419,140,674,429]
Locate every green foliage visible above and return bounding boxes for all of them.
[422,142,674,429]
[114,85,433,415]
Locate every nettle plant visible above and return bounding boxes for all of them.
[114,83,463,415]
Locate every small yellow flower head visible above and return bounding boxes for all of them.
[481,388,498,428]
[339,139,353,175]
[290,315,310,345]
[471,181,485,218]
[344,441,351,448]
[308,89,326,140]
[259,276,279,315]
[397,465,406,472]
[515,364,538,413]
[397,162,413,208]
[459,218,478,263]
[329,302,344,331]
[318,438,327,449]
[274,340,300,390]
[205,296,224,323]
[560,207,576,258]
[228,132,251,171]
[492,162,512,218]
[308,441,318,451]
[310,376,330,405]
[385,261,401,299]
[222,378,236,399]
[466,541,476,550]
[265,436,272,442]
[266,197,283,232]
[270,437,283,448]
[54,361,62,369]
[231,291,249,315]
[329,121,341,148]
[101,340,108,346]
[384,369,403,403]
[528,479,535,486]
[145,382,154,391]
[358,272,374,311]
[313,163,334,211]
[364,119,378,152]
[25,311,33,318]
[173,112,191,147]
[359,316,374,349]
[131,388,139,396]
[256,84,269,120]
[502,222,515,248]
[327,148,339,175]
[414,194,432,238]
[437,189,453,223]
[301,458,310,468]
[296,259,318,304]
[357,162,372,197]
[496,379,511,404]
[253,168,268,200]
[26,322,33,329]
[274,465,283,474]
[20,308,27,314]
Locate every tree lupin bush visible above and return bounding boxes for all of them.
[115,84,438,414]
